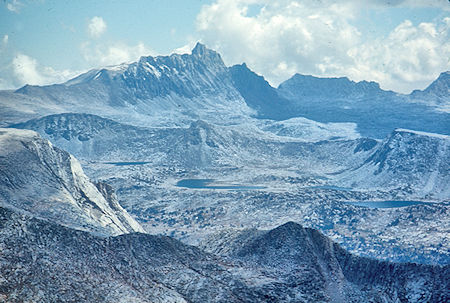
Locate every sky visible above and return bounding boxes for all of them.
[0,0,449,93]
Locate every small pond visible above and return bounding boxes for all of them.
[176,179,266,190]
[345,200,428,209]
[308,185,353,191]
[105,161,151,166]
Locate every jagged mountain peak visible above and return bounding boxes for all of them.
[64,43,225,88]
[49,43,229,94]
[13,42,246,111]
[133,42,225,72]
[192,42,210,56]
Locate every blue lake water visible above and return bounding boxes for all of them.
[345,201,427,208]
[308,185,352,191]
[176,179,265,190]
[106,161,150,166]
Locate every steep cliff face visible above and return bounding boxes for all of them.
[0,128,143,235]
[229,63,292,120]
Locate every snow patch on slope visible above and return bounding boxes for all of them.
[258,117,360,141]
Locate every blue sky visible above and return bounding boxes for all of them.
[1,0,449,93]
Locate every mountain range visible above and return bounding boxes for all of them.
[0,43,449,302]
[1,43,449,137]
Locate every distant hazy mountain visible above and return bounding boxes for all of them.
[278,74,391,100]
[0,128,143,235]
[277,73,450,138]
[1,206,448,303]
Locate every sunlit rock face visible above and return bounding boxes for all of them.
[0,128,143,236]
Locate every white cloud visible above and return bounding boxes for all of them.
[12,53,82,87]
[173,44,193,55]
[12,54,42,85]
[88,16,107,38]
[6,0,23,13]
[4,41,154,89]
[81,41,154,66]
[365,0,450,10]
[0,78,12,90]
[196,0,450,93]
[310,17,450,92]
[3,35,8,45]
[197,0,361,85]
[347,19,450,92]
[173,39,198,55]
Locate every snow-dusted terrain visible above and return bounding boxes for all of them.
[337,129,450,199]
[0,43,449,301]
[10,112,450,264]
[0,128,143,235]
[1,207,448,302]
